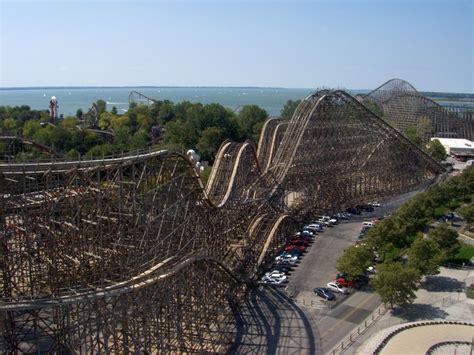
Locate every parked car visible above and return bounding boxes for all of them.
[284,244,306,252]
[272,264,292,274]
[333,277,354,288]
[275,254,298,263]
[368,202,381,207]
[301,228,317,235]
[362,221,374,227]
[314,287,336,301]
[305,224,323,232]
[326,282,350,294]
[265,270,286,279]
[274,258,297,267]
[289,239,310,247]
[366,266,376,274]
[346,207,361,215]
[261,274,287,284]
[357,204,374,212]
[292,234,312,242]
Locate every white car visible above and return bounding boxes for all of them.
[362,221,374,227]
[317,218,331,227]
[275,254,298,263]
[369,202,381,207]
[366,266,376,274]
[265,270,286,279]
[326,282,350,294]
[261,274,287,284]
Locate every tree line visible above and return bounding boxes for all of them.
[0,100,270,162]
[336,167,474,308]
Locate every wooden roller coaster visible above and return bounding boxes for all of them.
[0,85,444,353]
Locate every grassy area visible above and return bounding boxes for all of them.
[467,285,474,300]
[383,247,401,262]
[446,243,474,265]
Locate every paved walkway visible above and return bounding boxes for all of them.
[351,267,474,355]
[380,323,473,355]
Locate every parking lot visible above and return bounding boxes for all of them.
[234,188,427,353]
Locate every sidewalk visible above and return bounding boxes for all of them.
[329,266,474,354]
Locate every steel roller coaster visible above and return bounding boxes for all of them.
[1,87,444,353]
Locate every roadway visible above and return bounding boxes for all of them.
[231,188,426,354]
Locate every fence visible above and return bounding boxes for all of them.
[329,304,387,355]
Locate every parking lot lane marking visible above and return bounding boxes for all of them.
[318,292,378,339]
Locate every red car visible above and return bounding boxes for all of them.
[289,239,310,246]
[285,244,306,252]
[333,277,354,288]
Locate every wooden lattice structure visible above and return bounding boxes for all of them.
[0,89,443,353]
[364,78,474,141]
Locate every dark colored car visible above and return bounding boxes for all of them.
[314,287,336,301]
[346,207,361,215]
[294,233,313,241]
[272,264,292,274]
[356,204,374,212]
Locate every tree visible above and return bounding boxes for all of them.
[336,244,373,280]
[417,116,434,140]
[237,105,268,141]
[2,118,17,132]
[96,99,107,114]
[425,139,447,162]
[196,127,226,162]
[428,224,460,259]
[111,106,118,115]
[404,125,422,147]
[457,204,474,224]
[371,263,420,308]
[281,100,301,119]
[363,100,384,117]
[76,108,83,119]
[407,235,444,275]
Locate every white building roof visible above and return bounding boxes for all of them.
[431,138,474,156]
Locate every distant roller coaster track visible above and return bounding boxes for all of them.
[0,135,64,158]
[1,84,444,353]
[363,78,474,141]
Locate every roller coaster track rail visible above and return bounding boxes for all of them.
[0,81,445,353]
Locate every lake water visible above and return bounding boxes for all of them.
[1,87,470,117]
[0,87,320,117]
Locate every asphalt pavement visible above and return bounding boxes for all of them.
[230,188,429,354]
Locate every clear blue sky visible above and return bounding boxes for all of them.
[1,0,472,92]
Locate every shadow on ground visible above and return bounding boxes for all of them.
[390,304,449,322]
[228,286,318,355]
[421,276,465,292]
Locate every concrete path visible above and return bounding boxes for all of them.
[380,323,473,355]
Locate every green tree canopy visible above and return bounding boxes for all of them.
[237,105,268,141]
[196,127,226,162]
[425,139,447,162]
[457,204,474,224]
[96,99,107,114]
[428,224,460,259]
[280,100,301,119]
[404,125,422,147]
[336,244,373,280]
[407,235,444,275]
[371,262,420,308]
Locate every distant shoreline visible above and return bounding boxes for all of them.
[1,86,472,98]
[0,86,314,91]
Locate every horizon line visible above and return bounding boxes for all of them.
[1,85,472,96]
